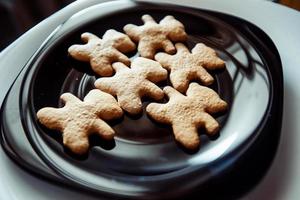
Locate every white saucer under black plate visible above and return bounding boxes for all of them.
[0,1,283,199]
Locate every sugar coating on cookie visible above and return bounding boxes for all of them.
[94,57,168,115]
[155,43,225,93]
[124,14,187,59]
[146,83,227,150]
[68,29,136,76]
[36,89,123,155]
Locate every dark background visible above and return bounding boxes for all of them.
[0,0,74,50]
[0,0,299,51]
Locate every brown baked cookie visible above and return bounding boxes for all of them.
[68,29,136,76]
[146,83,227,150]
[155,43,225,93]
[123,14,187,59]
[36,89,123,155]
[94,57,168,115]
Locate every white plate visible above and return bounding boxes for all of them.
[0,0,300,199]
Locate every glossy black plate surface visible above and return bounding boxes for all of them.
[0,1,283,199]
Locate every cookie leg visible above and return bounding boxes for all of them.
[118,94,143,115]
[91,57,114,76]
[199,113,220,135]
[175,43,189,53]
[142,81,164,100]
[63,126,89,155]
[92,119,115,140]
[94,78,117,95]
[162,40,176,54]
[172,123,200,150]
[169,71,190,93]
[138,40,156,59]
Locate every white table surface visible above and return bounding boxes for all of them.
[0,0,300,199]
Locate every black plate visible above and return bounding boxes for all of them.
[0,1,283,199]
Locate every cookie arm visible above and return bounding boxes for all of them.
[68,33,101,62]
[68,44,91,62]
[99,104,123,121]
[37,107,66,130]
[60,93,81,105]
[141,14,157,24]
[112,62,130,72]
[159,15,176,25]
[81,32,101,42]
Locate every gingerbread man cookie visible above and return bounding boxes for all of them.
[94,57,168,115]
[146,83,227,150]
[124,14,187,59]
[155,43,225,93]
[68,29,136,76]
[37,89,123,155]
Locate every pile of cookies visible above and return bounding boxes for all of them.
[37,15,227,155]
